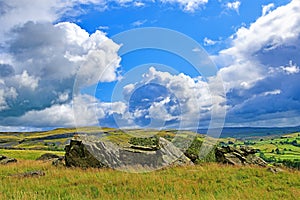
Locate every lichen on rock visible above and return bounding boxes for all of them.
[64,136,192,171]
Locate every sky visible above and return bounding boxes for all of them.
[0,0,300,131]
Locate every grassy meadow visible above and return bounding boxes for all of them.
[1,128,300,199]
[1,159,300,200]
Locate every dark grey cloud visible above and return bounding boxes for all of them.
[9,21,72,78]
[225,63,300,126]
[255,36,300,68]
[0,1,12,16]
[0,64,14,77]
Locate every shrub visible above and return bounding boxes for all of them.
[129,136,159,147]
[280,159,300,170]
[184,138,216,164]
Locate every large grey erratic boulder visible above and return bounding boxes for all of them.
[215,146,267,167]
[65,136,192,171]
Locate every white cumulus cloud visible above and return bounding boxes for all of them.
[262,3,275,16]
[161,0,208,12]
[280,61,300,75]
[204,37,217,46]
[122,67,226,128]
[226,1,241,13]
[218,0,300,90]
[13,71,40,91]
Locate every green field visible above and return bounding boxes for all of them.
[221,132,300,164]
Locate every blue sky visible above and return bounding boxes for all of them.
[0,0,300,131]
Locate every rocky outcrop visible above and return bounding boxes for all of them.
[65,136,192,171]
[215,146,267,167]
[0,155,17,165]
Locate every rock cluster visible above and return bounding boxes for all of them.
[0,155,17,165]
[63,136,269,170]
[215,146,267,166]
[65,136,192,171]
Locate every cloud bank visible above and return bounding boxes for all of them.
[0,1,121,129]
[1,0,300,130]
[215,0,300,126]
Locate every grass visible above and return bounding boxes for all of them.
[0,130,300,199]
[0,149,64,160]
[0,160,299,200]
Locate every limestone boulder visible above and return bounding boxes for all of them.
[65,136,192,171]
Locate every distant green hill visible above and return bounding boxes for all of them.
[0,127,299,169]
[198,126,300,139]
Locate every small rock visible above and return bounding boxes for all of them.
[267,167,284,173]
[52,156,65,167]
[0,155,17,165]
[36,153,60,161]
[12,170,45,178]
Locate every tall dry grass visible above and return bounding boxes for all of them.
[0,160,299,200]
